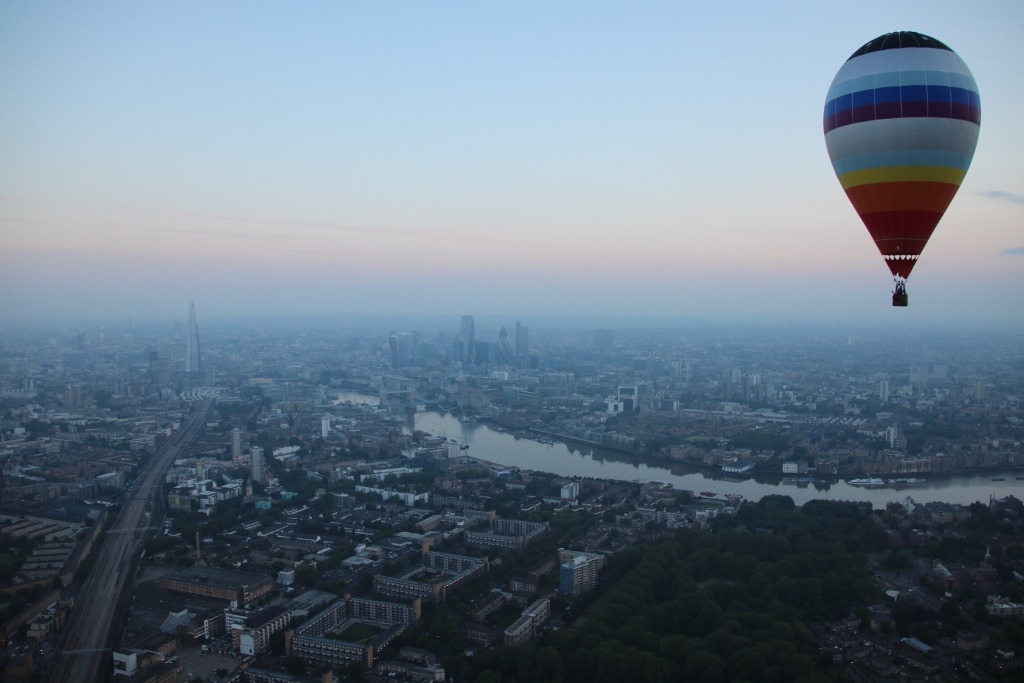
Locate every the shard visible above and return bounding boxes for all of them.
[185,299,203,386]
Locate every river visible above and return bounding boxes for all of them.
[331,390,1024,507]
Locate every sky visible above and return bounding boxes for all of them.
[1,1,1022,326]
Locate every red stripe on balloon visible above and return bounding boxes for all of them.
[844,181,960,217]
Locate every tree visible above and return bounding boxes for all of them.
[286,655,307,675]
[296,565,319,587]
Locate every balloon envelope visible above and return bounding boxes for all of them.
[824,32,980,279]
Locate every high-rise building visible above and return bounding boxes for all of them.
[878,380,889,403]
[149,351,170,388]
[617,385,639,411]
[515,321,530,356]
[185,300,203,386]
[250,447,264,483]
[496,327,515,366]
[64,385,82,407]
[909,363,947,389]
[976,379,986,401]
[459,316,475,363]
[232,429,242,460]
[389,333,411,370]
[321,415,331,439]
[474,341,491,364]
[559,555,600,597]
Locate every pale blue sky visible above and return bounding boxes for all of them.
[1,1,1022,325]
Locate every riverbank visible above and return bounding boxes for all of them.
[328,390,1024,507]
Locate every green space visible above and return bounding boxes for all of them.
[334,621,383,644]
[460,496,885,683]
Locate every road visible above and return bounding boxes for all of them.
[44,400,213,683]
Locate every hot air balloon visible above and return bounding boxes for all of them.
[823,32,980,306]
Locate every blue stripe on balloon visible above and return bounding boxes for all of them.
[826,70,978,101]
[825,86,978,116]
[830,150,975,176]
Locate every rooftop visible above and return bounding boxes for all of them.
[162,565,271,591]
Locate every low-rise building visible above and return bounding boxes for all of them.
[373,552,487,603]
[288,597,418,669]
[158,566,272,607]
[503,598,550,646]
[239,605,293,655]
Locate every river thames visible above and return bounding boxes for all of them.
[333,391,1024,508]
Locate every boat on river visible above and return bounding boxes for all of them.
[848,478,885,486]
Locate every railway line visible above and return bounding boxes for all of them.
[43,400,213,683]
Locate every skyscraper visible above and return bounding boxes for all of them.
[64,385,81,407]
[459,315,475,363]
[515,321,530,356]
[389,332,411,370]
[474,341,491,364]
[185,300,203,386]
[878,380,889,403]
[149,351,170,388]
[250,446,264,483]
[497,327,515,366]
[232,428,242,460]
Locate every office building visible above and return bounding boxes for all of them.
[879,380,889,403]
[515,320,530,356]
[232,429,242,460]
[617,385,639,411]
[473,341,491,364]
[149,351,170,388]
[389,332,411,370]
[459,316,475,363]
[496,327,515,366]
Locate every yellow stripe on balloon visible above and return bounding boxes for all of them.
[838,165,967,189]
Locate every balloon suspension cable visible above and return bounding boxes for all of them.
[892,278,908,307]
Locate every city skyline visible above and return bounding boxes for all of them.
[1,2,1022,325]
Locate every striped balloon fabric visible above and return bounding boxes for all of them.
[824,32,980,279]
